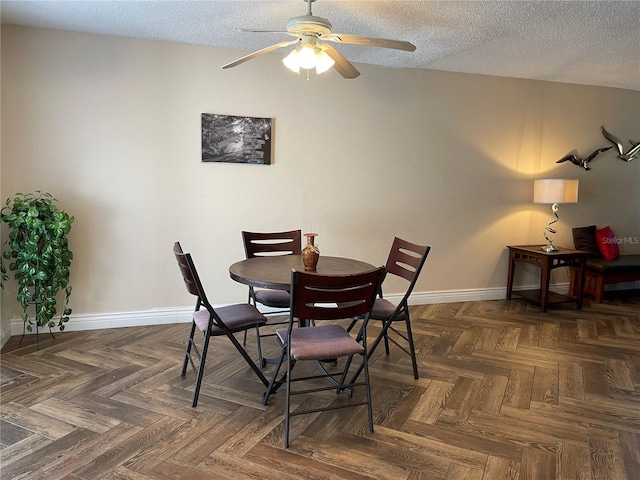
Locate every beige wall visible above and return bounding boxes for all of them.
[1,26,639,335]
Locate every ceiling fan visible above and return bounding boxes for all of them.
[222,0,416,79]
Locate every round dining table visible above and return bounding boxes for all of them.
[229,253,379,400]
[229,254,377,290]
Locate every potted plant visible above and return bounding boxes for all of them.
[1,191,74,334]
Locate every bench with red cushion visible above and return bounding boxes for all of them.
[569,254,640,303]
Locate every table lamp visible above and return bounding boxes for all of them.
[533,179,579,252]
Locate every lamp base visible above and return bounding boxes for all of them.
[541,203,560,253]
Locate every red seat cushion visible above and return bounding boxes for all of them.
[595,226,620,260]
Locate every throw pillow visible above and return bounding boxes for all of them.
[595,226,620,260]
[572,225,601,257]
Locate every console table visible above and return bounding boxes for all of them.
[506,245,587,312]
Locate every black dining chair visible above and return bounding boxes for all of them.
[173,242,270,407]
[348,237,431,381]
[263,266,385,448]
[242,229,302,366]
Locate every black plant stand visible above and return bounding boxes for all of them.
[19,301,55,351]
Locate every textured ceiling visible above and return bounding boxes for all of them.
[2,0,639,90]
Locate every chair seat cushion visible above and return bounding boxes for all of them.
[255,289,291,308]
[276,324,364,360]
[370,298,404,320]
[194,303,267,335]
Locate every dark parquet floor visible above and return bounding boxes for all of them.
[1,291,639,479]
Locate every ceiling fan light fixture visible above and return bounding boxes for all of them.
[315,47,335,74]
[297,43,318,69]
[282,42,335,75]
[225,0,415,79]
[282,48,301,73]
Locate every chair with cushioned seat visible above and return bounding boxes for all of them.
[173,242,270,407]
[242,229,301,365]
[348,237,431,381]
[263,266,385,448]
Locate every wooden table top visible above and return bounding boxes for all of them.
[507,245,588,256]
[229,255,377,290]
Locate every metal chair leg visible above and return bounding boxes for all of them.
[192,328,212,407]
[362,352,374,432]
[404,312,419,380]
[262,349,288,405]
[181,322,197,377]
[255,324,265,367]
[284,350,293,448]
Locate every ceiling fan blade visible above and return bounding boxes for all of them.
[239,28,297,36]
[324,33,416,52]
[322,44,360,79]
[222,40,298,69]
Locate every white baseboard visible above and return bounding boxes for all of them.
[407,285,516,305]
[1,284,555,336]
[5,280,636,339]
[1,325,13,350]
[7,306,195,336]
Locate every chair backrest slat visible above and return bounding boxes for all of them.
[243,230,302,258]
[291,268,385,322]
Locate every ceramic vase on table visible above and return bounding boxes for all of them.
[302,233,320,271]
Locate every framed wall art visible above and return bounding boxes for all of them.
[201,113,272,164]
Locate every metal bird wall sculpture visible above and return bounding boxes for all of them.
[556,147,612,170]
[601,126,640,162]
[557,126,638,171]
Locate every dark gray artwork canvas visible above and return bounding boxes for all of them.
[201,113,272,164]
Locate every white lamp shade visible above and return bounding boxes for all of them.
[533,179,579,204]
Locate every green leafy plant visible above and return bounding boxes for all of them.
[1,191,73,332]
